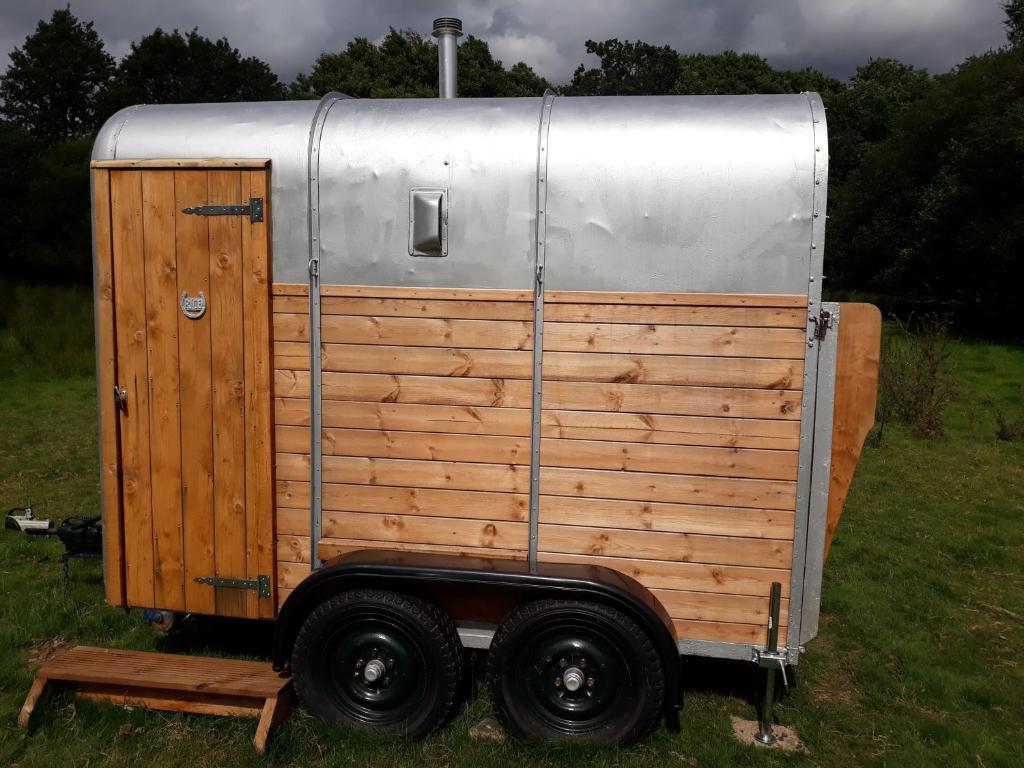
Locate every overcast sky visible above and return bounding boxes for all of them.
[0,0,1011,85]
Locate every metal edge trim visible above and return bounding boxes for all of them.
[307,92,344,571]
[107,105,140,159]
[786,91,829,659]
[527,91,556,567]
[801,302,839,644]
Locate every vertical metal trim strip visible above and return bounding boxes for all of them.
[307,93,344,571]
[528,92,556,568]
[802,302,839,644]
[786,92,829,661]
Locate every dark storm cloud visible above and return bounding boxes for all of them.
[0,0,1011,85]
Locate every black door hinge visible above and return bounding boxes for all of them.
[182,197,264,223]
[194,574,271,598]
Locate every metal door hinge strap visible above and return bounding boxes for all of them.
[182,197,264,223]
[811,308,832,341]
[194,574,271,598]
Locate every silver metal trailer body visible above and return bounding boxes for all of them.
[92,91,833,668]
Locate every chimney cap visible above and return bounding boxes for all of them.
[432,17,463,37]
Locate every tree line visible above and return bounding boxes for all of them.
[2,5,1023,339]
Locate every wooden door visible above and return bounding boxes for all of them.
[94,161,275,619]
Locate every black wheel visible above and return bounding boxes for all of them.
[486,599,664,745]
[291,589,462,738]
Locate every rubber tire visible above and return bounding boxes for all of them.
[291,589,462,738]
[486,599,664,745]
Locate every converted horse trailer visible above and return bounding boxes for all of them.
[89,18,879,746]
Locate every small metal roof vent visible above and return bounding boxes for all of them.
[432,17,463,99]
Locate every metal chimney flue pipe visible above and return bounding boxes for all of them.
[432,17,463,98]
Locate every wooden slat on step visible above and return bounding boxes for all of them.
[110,170,154,608]
[142,170,185,610]
[175,170,216,614]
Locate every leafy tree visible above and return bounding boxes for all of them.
[290,28,548,99]
[675,51,841,98]
[1006,0,1024,47]
[564,39,681,95]
[99,28,285,116]
[826,59,933,181]
[828,47,1024,337]
[0,7,114,140]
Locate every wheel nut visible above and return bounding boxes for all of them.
[355,659,364,669]
[579,659,587,669]
[554,677,562,687]
[586,677,595,688]
[386,658,395,669]
[382,677,391,687]
[559,658,568,668]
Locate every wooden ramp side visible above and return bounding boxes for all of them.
[19,646,293,754]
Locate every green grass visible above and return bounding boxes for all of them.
[1,291,1023,766]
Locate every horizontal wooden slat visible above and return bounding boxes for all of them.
[322,344,531,378]
[276,534,310,563]
[276,479,310,509]
[273,313,309,342]
[323,483,528,521]
[541,466,795,510]
[314,372,800,419]
[544,303,807,328]
[543,380,801,420]
[652,589,789,626]
[278,560,311,589]
[277,587,293,608]
[538,408,801,449]
[672,618,786,645]
[319,455,530,493]
[322,373,531,408]
[274,427,796,481]
[545,291,807,308]
[275,398,312,426]
[319,316,534,350]
[544,322,805,358]
[323,511,527,550]
[320,285,533,302]
[92,158,270,169]
[274,369,309,398]
[276,452,311,481]
[540,437,797,480]
[276,506,309,535]
[321,296,534,320]
[272,283,308,297]
[318,344,802,389]
[278,399,798,449]
[538,552,790,597]
[319,538,527,562]
[538,524,791,568]
[274,341,309,371]
[539,496,794,539]
[545,352,802,389]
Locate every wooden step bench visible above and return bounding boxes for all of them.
[19,646,294,754]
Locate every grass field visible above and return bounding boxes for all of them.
[1,287,1023,767]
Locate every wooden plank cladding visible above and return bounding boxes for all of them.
[536,290,806,646]
[271,284,807,646]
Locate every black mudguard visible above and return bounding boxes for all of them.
[272,549,681,730]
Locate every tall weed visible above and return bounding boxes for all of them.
[875,315,958,440]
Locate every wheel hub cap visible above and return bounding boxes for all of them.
[562,667,584,692]
[363,658,386,683]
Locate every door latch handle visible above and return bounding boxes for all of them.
[113,386,128,414]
